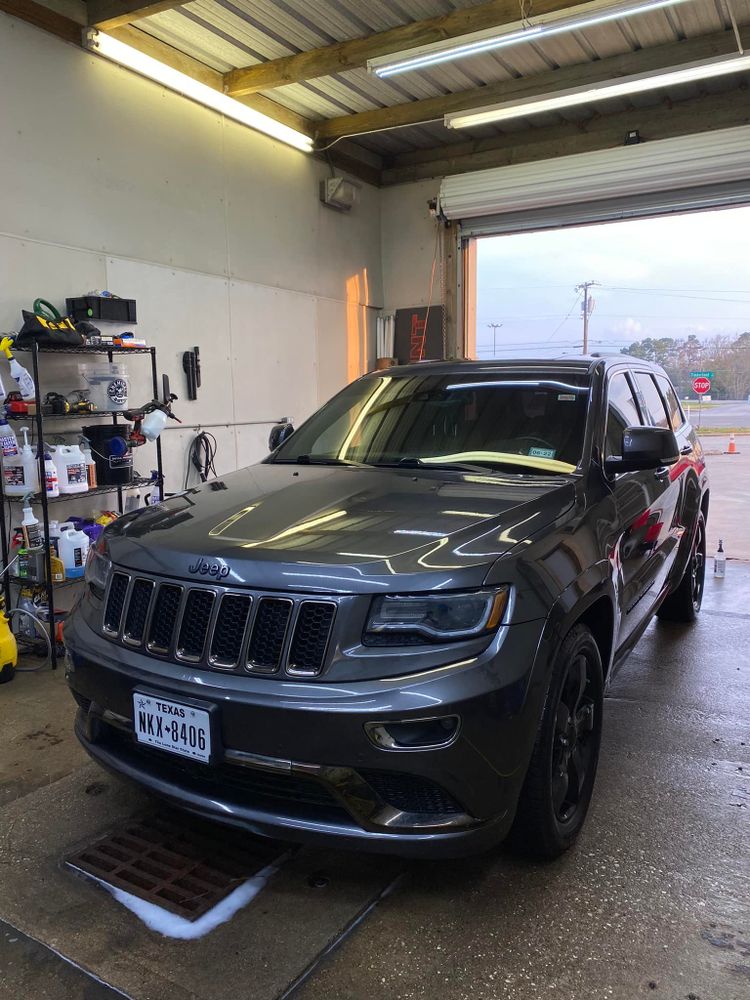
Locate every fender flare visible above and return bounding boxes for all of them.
[542,560,618,675]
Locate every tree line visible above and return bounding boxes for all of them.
[620,332,750,399]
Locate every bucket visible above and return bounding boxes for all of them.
[82,424,133,486]
[78,363,129,412]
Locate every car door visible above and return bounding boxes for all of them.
[631,371,684,598]
[603,371,675,649]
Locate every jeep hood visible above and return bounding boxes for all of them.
[106,463,576,594]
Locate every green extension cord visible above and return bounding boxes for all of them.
[32,298,61,321]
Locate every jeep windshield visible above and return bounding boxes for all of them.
[272,371,590,474]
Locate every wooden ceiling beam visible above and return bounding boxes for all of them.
[0,0,82,43]
[224,0,585,97]
[315,28,739,141]
[381,84,750,185]
[87,2,187,31]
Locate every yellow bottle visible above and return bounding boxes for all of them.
[0,596,18,684]
[49,549,65,584]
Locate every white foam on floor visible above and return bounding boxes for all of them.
[72,860,282,940]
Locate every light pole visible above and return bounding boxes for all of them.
[487,322,503,357]
[575,281,599,354]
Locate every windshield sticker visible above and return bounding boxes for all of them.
[529,447,556,459]
[557,393,576,401]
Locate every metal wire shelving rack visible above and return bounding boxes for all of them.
[0,342,165,668]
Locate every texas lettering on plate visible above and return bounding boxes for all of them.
[133,694,211,762]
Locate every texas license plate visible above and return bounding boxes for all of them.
[133,693,211,763]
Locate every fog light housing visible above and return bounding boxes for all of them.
[365,715,460,751]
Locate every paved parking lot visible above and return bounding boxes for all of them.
[703,438,750,560]
[1,566,748,1000]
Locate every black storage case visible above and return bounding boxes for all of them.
[66,296,137,324]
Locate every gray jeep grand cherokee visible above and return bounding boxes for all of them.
[65,358,708,858]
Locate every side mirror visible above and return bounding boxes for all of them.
[268,419,294,452]
[605,426,679,475]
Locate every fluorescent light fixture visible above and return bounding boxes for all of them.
[368,0,694,77]
[85,30,313,153]
[445,52,750,128]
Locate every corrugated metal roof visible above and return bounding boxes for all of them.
[135,0,750,157]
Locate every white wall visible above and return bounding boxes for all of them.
[380,179,441,314]
[0,12,382,493]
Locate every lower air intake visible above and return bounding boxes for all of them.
[359,769,465,816]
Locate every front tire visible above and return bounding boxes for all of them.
[656,512,706,623]
[509,624,603,859]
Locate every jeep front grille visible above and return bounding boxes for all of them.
[247,598,292,672]
[102,573,336,677]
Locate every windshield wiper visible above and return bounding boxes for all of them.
[374,458,498,474]
[377,457,559,476]
[274,454,365,467]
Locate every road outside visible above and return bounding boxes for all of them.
[684,398,750,431]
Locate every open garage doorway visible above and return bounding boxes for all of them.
[473,205,750,372]
[469,204,750,558]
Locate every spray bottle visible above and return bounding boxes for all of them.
[714,539,726,578]
[21,502,42,548]
[0,337,35,400]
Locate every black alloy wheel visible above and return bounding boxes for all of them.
[552,652,597,825]
[657,512,706,623]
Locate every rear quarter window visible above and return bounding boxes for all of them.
[633,373,670,430]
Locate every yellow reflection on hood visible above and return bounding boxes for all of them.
[242,509,347,548]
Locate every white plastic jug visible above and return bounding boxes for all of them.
[52,445,89,495]
[3,426,39,496]
[58,523,90,579]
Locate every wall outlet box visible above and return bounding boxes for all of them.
[320,177,359,211]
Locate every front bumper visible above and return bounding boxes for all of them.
[65,610,551,858]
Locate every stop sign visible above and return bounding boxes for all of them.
[693,377,711,395]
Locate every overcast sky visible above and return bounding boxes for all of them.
[475,205,750,359]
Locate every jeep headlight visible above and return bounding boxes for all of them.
[84,536,111,599]
[364,587,509,645]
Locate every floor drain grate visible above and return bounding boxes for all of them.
[66,811,286,920]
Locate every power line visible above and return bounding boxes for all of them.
[543,291,583,345]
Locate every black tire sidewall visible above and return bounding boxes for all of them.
[540,626,604,848]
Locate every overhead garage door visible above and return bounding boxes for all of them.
[439,125,750,236]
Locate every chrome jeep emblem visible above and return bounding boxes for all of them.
[188,557,230,579]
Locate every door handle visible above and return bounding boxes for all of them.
[654,467,670,481]
[680,444,692,455]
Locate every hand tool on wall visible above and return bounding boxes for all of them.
[182,349,199,401]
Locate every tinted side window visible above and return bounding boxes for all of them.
[606,374,642,458]
[634,373,670,429]
[655,374,685,432]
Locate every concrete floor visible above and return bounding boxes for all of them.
[0,571,748,1000]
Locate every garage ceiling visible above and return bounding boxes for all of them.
[8,0,750,183]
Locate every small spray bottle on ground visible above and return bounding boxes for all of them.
[714,539,726,578]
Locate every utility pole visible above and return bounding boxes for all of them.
[487,322,503,357]
[575,281,599,354]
